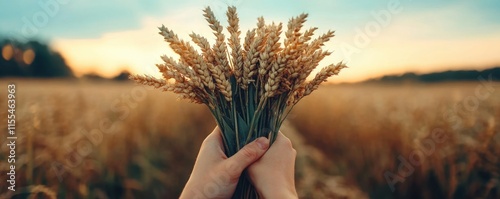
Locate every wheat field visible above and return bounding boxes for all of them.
[0,80,499,199]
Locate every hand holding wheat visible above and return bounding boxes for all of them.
[179,127,271,199]
[130,6,346,198]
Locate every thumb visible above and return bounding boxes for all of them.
[225,137,269,178]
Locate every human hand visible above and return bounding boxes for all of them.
[180,127,270,199]
[248,132,298,199]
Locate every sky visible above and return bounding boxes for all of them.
[1,0,500,82]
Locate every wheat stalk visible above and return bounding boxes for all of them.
[130,6,346,198]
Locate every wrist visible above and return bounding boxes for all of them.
[259,187,298,199]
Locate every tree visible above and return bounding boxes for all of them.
[0,38,74,78]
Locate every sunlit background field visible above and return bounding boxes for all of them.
[0,80,498,198]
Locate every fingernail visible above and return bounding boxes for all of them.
[255,137,269,150]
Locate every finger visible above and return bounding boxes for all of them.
[203,126,223,145]
[267,132,294,152]
[225,137,269,178]
[275,132,292,145]
[202,126,225,152]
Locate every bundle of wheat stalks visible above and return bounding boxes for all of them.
[130,6,346,198]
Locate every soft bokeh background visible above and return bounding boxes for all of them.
[0,0,499,198]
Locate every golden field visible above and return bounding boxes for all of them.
[0,80,499,199]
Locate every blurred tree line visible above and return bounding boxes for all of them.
[369,68,500,83]
[1,38,130,80]
[1,38,74,78]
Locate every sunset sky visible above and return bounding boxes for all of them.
[1,0,499,82]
